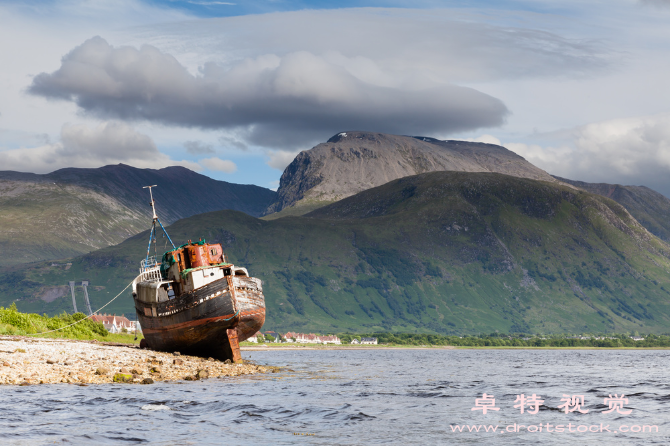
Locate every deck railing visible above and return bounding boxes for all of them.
[138,256,162,283]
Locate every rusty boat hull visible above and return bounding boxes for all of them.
[136,279,237,359]
[233,276,266,342]
[132,190,266,362]
[133,244,265,362]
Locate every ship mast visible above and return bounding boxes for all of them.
[143,185,176,270]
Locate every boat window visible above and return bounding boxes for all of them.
[210,248,217,255]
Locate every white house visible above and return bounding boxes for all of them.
[360,337,378,345]
[283,332,341,344]
[320,335,341,345]
[90,314,136,334]
[246,332,258,343]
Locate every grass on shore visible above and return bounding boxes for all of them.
[0,303,141,345]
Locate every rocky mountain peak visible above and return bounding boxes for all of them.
[265,131,556,216]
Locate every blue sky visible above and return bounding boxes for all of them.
[141,0,575,18]
[2,0,670,194]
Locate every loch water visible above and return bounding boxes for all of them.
[1,349,668,445]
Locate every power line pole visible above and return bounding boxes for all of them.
[68,281,77,313]
[82,281,92,316]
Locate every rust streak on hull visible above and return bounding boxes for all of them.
[141,312,238,334]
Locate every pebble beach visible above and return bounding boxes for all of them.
[0,336,271,385]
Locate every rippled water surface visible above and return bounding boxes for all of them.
[1,349,669,445]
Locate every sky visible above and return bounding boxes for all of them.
[1,0,670,194]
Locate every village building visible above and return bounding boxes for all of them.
[350,338,360,344]
[319,335,341,344]
[283,331,301,342]
[360,337,378,345]
[283,332,341,344]
[90,314,138,334]
[243,332,267,343]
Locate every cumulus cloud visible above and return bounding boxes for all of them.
[639,0,670,8]
[0,121,199,173]
[265,149,301,171]
[184,140,214,154]
[199,157,237,173]
[466,134,502,145]
[28,37,509,149]
[505,113,670,195]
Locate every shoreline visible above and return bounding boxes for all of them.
[1,335,269,386]
[241,344,670,351]
[241,345,455,350]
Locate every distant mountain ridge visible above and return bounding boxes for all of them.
[264,131,557,216]
[43,164,275,223]
[554,176,670,242]
[0,164,276,266]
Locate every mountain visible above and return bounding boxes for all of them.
[264,131,557,217]
[0,164,276,266]
[5,171,670,335]
[554,176,670,243]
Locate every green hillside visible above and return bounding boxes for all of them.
[3,171,670,335]
[0,164,276,266]
[555,175,670,242]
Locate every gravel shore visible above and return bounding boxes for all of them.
[0,336,271,385]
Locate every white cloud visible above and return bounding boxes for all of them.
[466,134,503,145]
[265,149,300,171]
[28,37,509,149]
[0,121,199,173]
[504,112,670,194]
[3,2,670,191]
[639,0,670,8]
[128,8,611,84]
[0,0,195,149]
[199,157,237,173]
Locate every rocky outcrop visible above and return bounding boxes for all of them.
[264,131,556,215]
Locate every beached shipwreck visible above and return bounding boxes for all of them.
[131,186,265,362]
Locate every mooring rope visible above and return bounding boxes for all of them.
[221,310,240,322]
[25,278,136,336]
